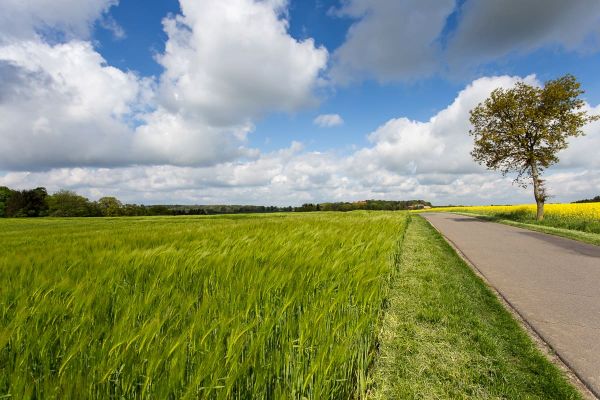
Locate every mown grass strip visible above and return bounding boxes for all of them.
[367,215,581,399]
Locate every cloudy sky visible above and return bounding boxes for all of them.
[1,0,599,205]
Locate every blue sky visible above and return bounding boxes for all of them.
[1,0,600,205]
[91,0,600,151]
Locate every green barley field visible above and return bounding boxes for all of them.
[0,212,580,399]
[0,212,405,399]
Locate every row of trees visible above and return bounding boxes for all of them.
[164,200,432,215]
[0,187,171,218]
[173,200,431,214]
[0,186,432,218]
[295,200,431,212]
[573,195,600,204]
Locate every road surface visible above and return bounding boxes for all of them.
[422,213,600,397]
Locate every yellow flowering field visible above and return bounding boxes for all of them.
[417,202,600,234]
[425,203,600,220]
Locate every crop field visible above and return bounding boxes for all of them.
[0,212,581,399]
[0,212,406,399]
[421,202,600,234]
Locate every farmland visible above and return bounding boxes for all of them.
[0,213,580,399]
[421,203,600,235]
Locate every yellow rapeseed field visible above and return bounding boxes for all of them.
[417,202,600,235]
[426,203,600,220]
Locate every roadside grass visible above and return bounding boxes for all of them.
[368,215,581,399]
[0,212,406,399]
[415,203,600,238]
[447,212,600,246]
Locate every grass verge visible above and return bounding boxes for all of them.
[367,215,582,399]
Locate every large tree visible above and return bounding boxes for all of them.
[4,187,49,217]
[469,74,599,221]
[47,190,97,217]
[0,186,12,217]
[97,196,123,217]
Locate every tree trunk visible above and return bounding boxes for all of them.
[531,163,544,221]
[535,199,544,221]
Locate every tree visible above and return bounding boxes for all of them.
[97,197,123,216]
[469,74,599,221]
[0,186,12,217]
[47,190,95,217]
[4,187,48,217]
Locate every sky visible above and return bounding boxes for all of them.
[1,0,600,206]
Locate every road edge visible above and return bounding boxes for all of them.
[420,214,599,400]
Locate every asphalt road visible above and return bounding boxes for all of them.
[422,213,600,397]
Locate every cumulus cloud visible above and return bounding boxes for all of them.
[352,75,539,176]
[4,75,599,205]
[0,40,151,170]
[156,0,328,126]
[0,0,117,40]
[331,0,600,82]
[1,0,598,205]
[330,0,455,82]
[313,113,344,127]
[446,0,600,68]
[0,0,328,170]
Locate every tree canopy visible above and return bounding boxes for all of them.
[46,190,100,217]
[469,74,599,220]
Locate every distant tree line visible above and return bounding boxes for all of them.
[172,200,431,215]
[294,200,431,212]
[573,195,600,204]
[0,185,431,218]
[0,187,171,218]
[171,205,293,215]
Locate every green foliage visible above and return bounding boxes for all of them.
[97,196,123,216]
[171,200,431,215]
[0,186,180,218]
[0,185,432,218]
[4,187,48,217]
[470,74,595,180]
[47,190,100,217]
[0,186,12,217]
[469,74,599,219]
[0,212,406,399]
[573,195,600,204]
[298,200,431,212]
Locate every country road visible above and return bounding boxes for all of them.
[422,213,600,398]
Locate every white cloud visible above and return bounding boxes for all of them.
[331,0,455,82]
[0,40,151,169]
[352,75,540,176]
[0,0,117,40]
[99,15,126,40]
[4,75,599,205]
[132,109,257,167]
[1,0,598,205]
[331,0,600,82]
[0,0,328,170]
[446,0,600,68]
[314,113,344,127]
[156,0,328,126]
